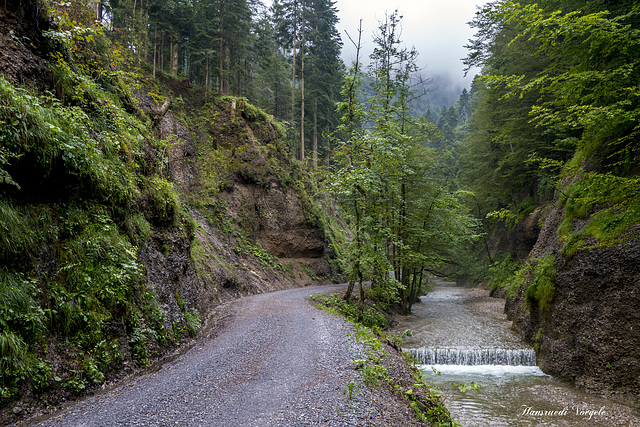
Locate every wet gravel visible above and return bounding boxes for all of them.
[31,284,425,426]
[463,287,508,320]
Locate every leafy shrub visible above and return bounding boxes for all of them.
[174,291,201,338]
[559,171,640,257]
[242,101,270,123]
[362,363,388,388]
[487,253,522,291]
[525,255,556,313]
[311,293,388,330]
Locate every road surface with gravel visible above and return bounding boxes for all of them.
[31,283,424,427]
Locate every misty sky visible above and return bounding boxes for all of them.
[262,0,483,87]
[335,0,482,86]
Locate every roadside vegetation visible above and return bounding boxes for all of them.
[0,1,205,403]
[311,292,457,426]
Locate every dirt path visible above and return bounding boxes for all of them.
[30,284,424,426]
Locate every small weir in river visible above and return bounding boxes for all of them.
[407,347,537,366]
[391,282,637,426]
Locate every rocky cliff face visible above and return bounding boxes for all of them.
[0,1,51,89]
[487,210,543,263]
[505,199,640,402]
[132,80,341,339]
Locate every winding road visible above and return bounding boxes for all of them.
[31,283,409,426]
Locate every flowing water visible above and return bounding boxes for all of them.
[391,282,639,426]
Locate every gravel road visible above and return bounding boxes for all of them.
[31,283,423,426]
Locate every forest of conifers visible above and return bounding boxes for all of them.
[104,0,344,163]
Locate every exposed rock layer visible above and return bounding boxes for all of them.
[505,201,640,402]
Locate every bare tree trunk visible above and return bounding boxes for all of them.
[358,270,365,322]
[94,1,103,21]
[300,16,305,164]
[171,40,178,76]
[274,69,279,118]
[143,0,149,61]
[132,0,138,63]
[219,0,225,95]
[205,53,209,100]
[313,97,317,169]
[291,0,298,159]
[345,276,355,303]
[325,136,330,167]
[152,27,157,78]
[344,20,363,138]
[344,195,361,302]
[224,46,230,94]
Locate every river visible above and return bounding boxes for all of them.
[390,282,640,426]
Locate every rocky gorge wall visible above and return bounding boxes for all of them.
[504,199,640,403]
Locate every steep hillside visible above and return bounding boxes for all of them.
[503,192,640,403]
[0,2,343,422]
[486,166,640,404]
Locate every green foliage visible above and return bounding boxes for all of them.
[311,293,388,330]
[0,272,47,344]
[361,363,389,388]
[463,0,640,265]
[58,207,143,313]
[330,14,480,315]
[0,4,191,402]
[0,330,31,399]
[534,328,544,352]
[343,380,361,400]
[312,292,454,425]
[487,253,522,291]
[242,101,270,123]
[174,291,201,338]
[0,73,140,206]
[31,360,53,391]
[402,369,459,426]
[128,327,152,365]
[451,381,483,393]
[93,339,123,373]
[0,146,20,189]
[559,170,640,257]
[142,176,180,225]
[525,255,556,313]
[506,262,533,301]
[234,234,283,272]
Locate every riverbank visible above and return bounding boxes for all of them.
[407,284,640,426]
[462,287,508,321]
[310,291,455,425]
[466,285,640,425]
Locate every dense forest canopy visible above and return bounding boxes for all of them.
[460,0,640,249]
[97,0,345,164]
[93,0,465,164]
